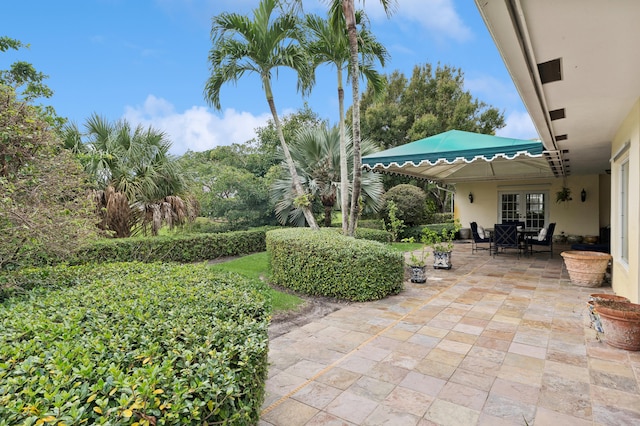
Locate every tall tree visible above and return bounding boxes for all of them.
[360,63,506,148]
[304,11,387,234]
[271,125,384,227]
[327,0,397,236]
[204,0,319,229]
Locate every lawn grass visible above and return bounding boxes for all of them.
[209,252,305,313]
[389,241,424,252]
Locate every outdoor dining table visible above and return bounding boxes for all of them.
[485,227,539,255]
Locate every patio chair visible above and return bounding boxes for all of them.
[470,222,492,254]
[493,224,524,258]
[528,223,556,258]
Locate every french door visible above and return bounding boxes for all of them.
[499,191,548,229]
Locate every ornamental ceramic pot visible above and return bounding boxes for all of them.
[409,265,427,283]
[586,294,630,333]
[561,251,611,287]
[594,300,640,351]
[433,251,452,270]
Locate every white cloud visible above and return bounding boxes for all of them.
[123,95,271,155]
[496,111,539,141]
[367,0,472,43]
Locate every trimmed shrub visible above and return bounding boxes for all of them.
[267,229,403,302]
[0,262,270,425]
[400,223,459,241]
[381,184,427,226]
[71,228,272,265]
[354,227,393,243]
[357,219,385,230]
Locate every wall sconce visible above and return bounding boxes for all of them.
[468,192,474,203]
[581,189,586,202]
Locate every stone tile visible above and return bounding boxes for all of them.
[490,378,540,405]
[284,359,329,380]
[592,405,640,425]
[436,339,473,355]
[366,361,411,385]
[474,335,511,351]
[437,381,488,410]
[314,367,361,390]
[590,370,639,393]
[260,398,319,426]
[291,381,342,410]
[538,374,592,419]
[424,399,480,426]
[305,412,356,426]
[425,348,465,367]
[399,371,447,396]
[325,390,378,425]
[353,344,391,362]
[482,393,536,423]
[591,384,640,414]
[533,407,592,426]
[338,355,376,374]
[414,358,457,380]
[363,405,421,426]
[508,341,547,359]
[449,367,496,392]
[348,376,395,402]
[383,386,434,417]
[266,371,310,396]
[445,330,479,345]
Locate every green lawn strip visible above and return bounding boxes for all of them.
[209,252,304,313]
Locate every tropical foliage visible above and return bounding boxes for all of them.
[0,41,96,270]
[271,125,384,227]
[304,10,387,233]
[205,0,319,229]
[64,114,197,238]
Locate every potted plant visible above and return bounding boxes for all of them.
[561,250,611,287]
[556,186,572,203]
[402,237,428,283]
[594,299,640,350]
[422,221,461,270]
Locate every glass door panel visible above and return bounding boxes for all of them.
[500,191,548,229]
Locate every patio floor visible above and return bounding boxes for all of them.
[259,242,640,425]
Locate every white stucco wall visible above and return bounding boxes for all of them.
[610,98,640,303]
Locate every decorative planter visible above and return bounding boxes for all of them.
[553,234,567,244]
[458,228,471,240]
[586,294,630,332]
[594,300,640,350]
[433,251,452,270]
[566,235,583,244]
[561,251,611,287]
[583,235,599,244]
[409,265,427,283]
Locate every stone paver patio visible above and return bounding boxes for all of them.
[259,242,640,425]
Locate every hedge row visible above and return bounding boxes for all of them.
[267,228,404,302]
[401,223,459,241]
[71,228,272,265]
[0,262,270,425]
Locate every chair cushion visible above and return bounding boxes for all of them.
[477,226,485,239]
[538,227,547,241]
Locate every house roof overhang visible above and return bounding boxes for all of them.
[474,0,640,176]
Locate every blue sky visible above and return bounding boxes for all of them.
[2,0,536,155]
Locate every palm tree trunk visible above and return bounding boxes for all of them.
[343,0,361,237]
[264,76,319,229]
[337,67,349,235]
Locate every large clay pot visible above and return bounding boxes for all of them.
[594,300,640,350]
[561,251,611,287]
[586,294,630,332]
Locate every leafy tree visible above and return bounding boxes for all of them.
[271,125,384,227]
[204,0,319,229]
[381,184,427,226]
[304,11,387,234]
[0,85,96,269]
[360,63,506,148]
[0,36,53,101]
[178,148,278,229]
[64,114,196,237]
[326,0,397,236]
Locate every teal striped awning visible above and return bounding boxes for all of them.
[362,130,554,183]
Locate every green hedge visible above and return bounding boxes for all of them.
[267,229,403,302]
[71,228,272,265]
[0,262,270,425]
[354,227,392,243]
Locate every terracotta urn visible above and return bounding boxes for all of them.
[561,251,611,287]
[594,300,640,350]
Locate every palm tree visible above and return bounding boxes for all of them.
[327,0,396,236]
[204,0,319,229]
[304,11,387,234]
[64,114,197,237]
[271,125,384,227]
